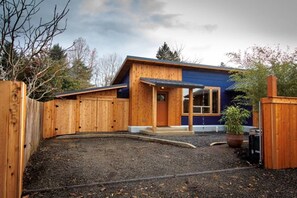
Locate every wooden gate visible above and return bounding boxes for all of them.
[43,98,129,137]
[55,100,77,135]
[79,98,114,132]
[113,99,129,131]
[79,98,98,132]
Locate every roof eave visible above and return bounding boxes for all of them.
[112,56,243,85]
[55,84,127,98]
[140,77,204,89]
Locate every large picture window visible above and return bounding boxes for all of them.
[183,87,220,115]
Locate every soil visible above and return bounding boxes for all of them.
[23,133,297,198]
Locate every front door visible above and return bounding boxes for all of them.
[157,92,168,126]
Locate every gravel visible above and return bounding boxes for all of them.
[22,133,297,198]
[157,132,249,147]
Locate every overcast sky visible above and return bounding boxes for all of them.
[47,0,297,66]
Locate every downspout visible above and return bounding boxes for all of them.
[258,101,263,166]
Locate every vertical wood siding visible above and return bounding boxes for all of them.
[129,63,182,126]
[78,89,117,98]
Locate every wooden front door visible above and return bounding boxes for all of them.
[157,92,168,126]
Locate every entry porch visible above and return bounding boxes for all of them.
[139,77,204,135]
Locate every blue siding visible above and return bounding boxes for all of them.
[182,68,252,126]
[117,71,130,98]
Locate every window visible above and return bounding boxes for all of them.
[157,93,166,101]
[183,87,220,115]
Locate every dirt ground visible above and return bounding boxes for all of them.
[23,134,297,198]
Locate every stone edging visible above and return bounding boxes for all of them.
[56,133,197,149]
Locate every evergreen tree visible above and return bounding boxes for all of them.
[50,44,67,61]
[156,42,181,61]
[65,37,94,90]
[70,59,92,89]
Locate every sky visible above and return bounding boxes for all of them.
[44,0,297,66]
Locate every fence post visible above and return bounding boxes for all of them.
[0,81,27,198]
[267,75,277,97]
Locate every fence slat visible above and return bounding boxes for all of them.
[43,100,55,138]
[24,98,43,167]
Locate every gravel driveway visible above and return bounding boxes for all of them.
[23,133,297,197]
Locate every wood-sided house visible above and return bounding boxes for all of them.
[46,56,252,137]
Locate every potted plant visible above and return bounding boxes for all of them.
[220,105,250,148]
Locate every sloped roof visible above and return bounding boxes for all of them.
[55,83,127,98]
[140,77,204,88]
[225,83,237,91]
[225,82,245,92]
[112,56,241,84]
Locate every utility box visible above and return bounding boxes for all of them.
[249,128,260,163]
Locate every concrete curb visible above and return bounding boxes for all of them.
[23,166,254,194]
[210,140,248,146]
[56,133,197,149]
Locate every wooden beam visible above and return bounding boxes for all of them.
[152,86,157,132]
[267,75,277,97]
[140,79,156,86]
[188,88,193,131]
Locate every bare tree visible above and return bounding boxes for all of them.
[172,43,201,64]
[93,53,122,86]
[67,37,90,65]
[0,0,70,99]
[65,37,94,89]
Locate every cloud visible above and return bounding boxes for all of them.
[188,23,218,33]
[148,14,182,28]
[202,24,218,33]
[79,0,109,15]
[79,0,182,31]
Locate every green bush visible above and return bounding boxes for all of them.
[220,106,250,135]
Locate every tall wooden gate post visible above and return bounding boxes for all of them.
[0,81,27,198]
[262,75,297,169]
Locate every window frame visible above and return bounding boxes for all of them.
[182,86,221,116]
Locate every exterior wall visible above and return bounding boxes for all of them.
[77,89,117,99]
[118,72,130,98]
[129,63,182,126]
[182,68,235,126]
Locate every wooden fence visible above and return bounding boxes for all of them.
[0,81,129,196]
[261,76,297,169]
[43,98,129,138]
[0,81,44,197]
[24,98,44,167]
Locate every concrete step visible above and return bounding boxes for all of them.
[140,128,194,136]
[146,127,189,131]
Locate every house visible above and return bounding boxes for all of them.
[51,56,253,136]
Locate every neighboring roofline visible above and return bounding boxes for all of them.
[55,83,127,98]
[112,56,242,84]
